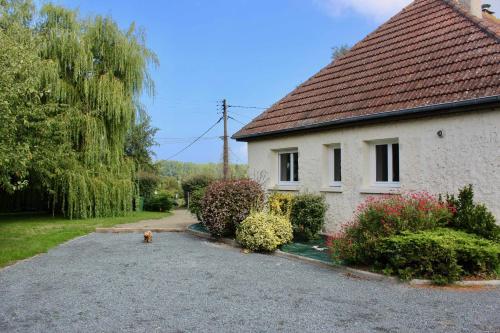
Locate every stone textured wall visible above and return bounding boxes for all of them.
[247,109,500,232]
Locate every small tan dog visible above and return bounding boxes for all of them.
[144,230,153,243]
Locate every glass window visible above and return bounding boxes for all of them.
[333,147,341,183]
[374,142,399,185]
[376,144,388,182]
[280,153,291,182]
[279,151,298,183]
[392,143,399,182]
[292,152,299,182]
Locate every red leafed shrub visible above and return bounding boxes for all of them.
[201,179,265,237]
[329,192,453,265]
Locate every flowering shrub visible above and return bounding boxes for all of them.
[329,192,452,265]
[236,211,293,252]
[201,179,264,237]
[268,192,294,217]
[290,193,327,241]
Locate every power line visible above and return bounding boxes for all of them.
[156,137,220,144]
[227,104,268,110]
[228,110,255,119]
[228,115,247,126]
[165,117,223,160]
[229,147,244,164]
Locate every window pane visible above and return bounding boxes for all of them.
[376,145,388,182]
[293,152,299,182]
[333,148,341,182]
[280,153,291,182]
[392,143,399,182]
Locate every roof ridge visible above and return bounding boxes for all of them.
[442,0,500,41]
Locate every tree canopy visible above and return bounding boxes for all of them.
[0,0,158,218]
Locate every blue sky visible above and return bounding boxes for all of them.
[49,0,500,163]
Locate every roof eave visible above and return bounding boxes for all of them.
[233,95,500,142]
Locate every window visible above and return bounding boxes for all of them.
[329,145,342,186]
[279,150,299,184]
[373,142,399,185]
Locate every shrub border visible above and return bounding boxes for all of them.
[186,224,500,287]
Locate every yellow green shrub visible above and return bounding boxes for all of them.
[268,192,295,217]
[236,211,292,252]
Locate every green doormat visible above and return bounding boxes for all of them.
[280,237,331,264]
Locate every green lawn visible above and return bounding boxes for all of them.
[0,211,170,268]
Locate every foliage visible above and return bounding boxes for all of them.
[158,160,248,181]
[290,193,327,241]
[236,211,293,252]
[268,192,294,217]
[0,211,169,268]
[136,169,161,198]
[143,192,174,212]
[181,174,214,205]
[331,44,351,60]
[446,185,499,241]
[329,192,452,265]
[0,1,158,219]
[0,2,67,195]
[188,188,206,221]
[201,179,264,237]
[125,109,158,170]
[160,176,181,196]
[373,229,500,284]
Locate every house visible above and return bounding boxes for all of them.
[233,0,500,231]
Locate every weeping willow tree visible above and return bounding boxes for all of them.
[35,5,158,218]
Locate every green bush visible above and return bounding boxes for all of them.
[181,174,214,205]
[289,193,327,241]
[137,170,161,198]
[189,187,206,221]
[143,192,174,212]
[446,185,499,241]
[236,211,293,252]
[268,192,295,217]
[201,179,264,237]
[330,192,452,265]
[374,229,500,284]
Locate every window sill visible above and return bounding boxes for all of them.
[320,187,343,193]
[359,187,400,195]
[270,185,300,192]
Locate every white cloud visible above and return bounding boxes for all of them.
[315,0,412,22]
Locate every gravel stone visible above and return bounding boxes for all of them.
[0,233,499,333]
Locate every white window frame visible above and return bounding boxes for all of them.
[328,144,342,187]
[278,149,299,186]
[370,140,400,188]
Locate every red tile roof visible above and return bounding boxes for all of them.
[234,0,500,140]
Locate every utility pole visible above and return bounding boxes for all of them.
[222,99,229,180]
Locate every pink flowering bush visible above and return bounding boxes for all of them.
[329,192,453,265]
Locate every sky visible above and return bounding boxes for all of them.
[48,0,500,164]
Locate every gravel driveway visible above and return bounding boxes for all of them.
[0,232,498,333]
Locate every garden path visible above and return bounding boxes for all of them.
[96,209,196,233]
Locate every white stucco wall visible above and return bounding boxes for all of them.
[246,109,500,232]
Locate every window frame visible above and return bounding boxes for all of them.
[328,144,342,187]
[370,140,400,188]
[278,149,299,186]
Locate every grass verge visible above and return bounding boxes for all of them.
[0,211,170,268]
